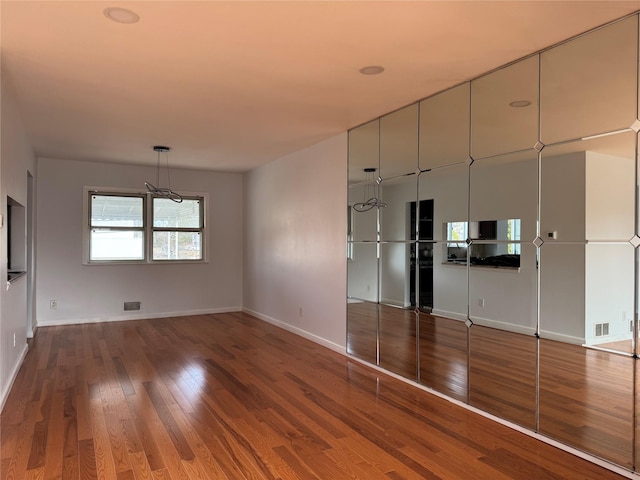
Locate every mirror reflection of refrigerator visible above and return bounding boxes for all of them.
[409,199,433,309]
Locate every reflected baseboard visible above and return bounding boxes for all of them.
[431,308,467,322]
[380,298,412,309]
[539,329,584,346]
[469,316,536,336]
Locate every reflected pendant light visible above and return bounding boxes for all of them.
[145,146,183,203]
[353,168,387,212]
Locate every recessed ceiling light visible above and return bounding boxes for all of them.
[103,7,140,24]
[359,66,385,76]
[509,100,531,108]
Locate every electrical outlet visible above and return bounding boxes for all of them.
[50,299,57,310]
[478,298,485,307]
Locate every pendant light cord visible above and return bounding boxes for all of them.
[145,146,183,203]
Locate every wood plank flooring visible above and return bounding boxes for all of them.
[1,312,629,479]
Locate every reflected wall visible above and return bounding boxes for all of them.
[347,12,640,473]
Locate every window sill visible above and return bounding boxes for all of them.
[84,260,208,266]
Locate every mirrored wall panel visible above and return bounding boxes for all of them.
[469,150,538,243]
[347,11,640,473]
[419,312,468,402]
[347,300,378,365]
[379,174,418,242]
[380,242,412,308]
[347,242,378,303]
[539,340,634,468]
[469,324,536,429]
[379,304,417,380]
[419,83,470,169]
[419,165,469,318]
[540,132,636,243]
[348,185,377,242]
[468,242,537,334]
[540,16,638,144]
[471,55,539,159]
[380,104,419,179]
[349,119,379,183]
[539,241,635,357]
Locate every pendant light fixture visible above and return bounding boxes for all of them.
[145,146,183,203]
[353,167,387,212]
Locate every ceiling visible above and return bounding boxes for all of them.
[3,1,640,172]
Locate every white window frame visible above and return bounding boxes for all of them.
[83,186,208,265]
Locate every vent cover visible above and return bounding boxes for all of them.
[594,322,610,337]
[124,301,141,311]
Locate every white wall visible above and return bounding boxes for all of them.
[1,71,37,409]
[36,157,243,325]
[243,134,347,351]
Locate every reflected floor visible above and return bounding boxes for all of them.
[469,326,537,430]
[347,300,378,364]
[592,339,633,354]
[419,313,468,402]
[349,306,635,468]
[380,306,417,380]
[539,338,634,469]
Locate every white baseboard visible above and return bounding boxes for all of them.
[0,342,29,413]
[242,308,345,354]
[36,306,243,327]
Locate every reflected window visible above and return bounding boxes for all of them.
[507,219,521,254]
[445,219,522,267]
[448,221,467,241]
[445,221,468,264]
[347,206,354,260]
[469,219,521,242]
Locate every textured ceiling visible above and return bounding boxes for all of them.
[2,1,640,171]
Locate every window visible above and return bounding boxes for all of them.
[152,197,203,261]
[86,188,206,263]
[89,194,145,261]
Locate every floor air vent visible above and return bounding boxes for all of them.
[124,301,141,311]
[594,322,609,337]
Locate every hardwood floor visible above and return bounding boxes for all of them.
[1,312,628,479]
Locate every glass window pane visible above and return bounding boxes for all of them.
[91,195,143,227]
[153,231,202,260]
[90,229,144,261]
[153,198,202,228]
